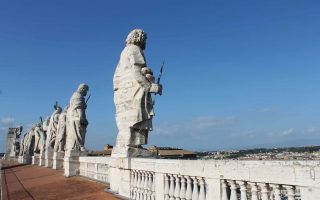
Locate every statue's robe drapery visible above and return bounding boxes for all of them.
[113,44,154,146]
[46,111,60,149]
[39,129,46,153]
[66,92,87,151]
[19,134,26,156]
[33,127,41,153]
[23,131,35,155]
[54,112,67,152]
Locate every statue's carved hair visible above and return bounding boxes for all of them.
[126,29,147,47]
[77,83,89,93]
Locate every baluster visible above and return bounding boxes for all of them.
[143,172,148,200]
[284,185,295,200]
[164,174,170,200]
[133,171,138,200]
[192,177,199,200]
[237,181,247,200]
[228,180,237,200]
[130,170,135,199]
[174,175,181,200]
[137,171,142,200]
[146,172,152,200]
[185,176,192,200]
[221,180,228,200]
[151,172,155,200]
[198,178,205,200]
[248,182,258,200]
[180,176,186,200]
[169,174,175,200]
[270,184,281,200]
[258,183,269,200]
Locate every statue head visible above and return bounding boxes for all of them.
[77,83,89,96]
[16,126,23,137]
[56,105,62,113]
[126,29,147,50]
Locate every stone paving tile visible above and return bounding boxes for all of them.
[2,164,121,200]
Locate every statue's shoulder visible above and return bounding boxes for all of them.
[124,44,142,55]
[71,92,82,100]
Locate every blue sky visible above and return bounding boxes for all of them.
[1,0,320,151]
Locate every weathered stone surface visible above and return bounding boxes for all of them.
[65,84,89,152]
[112,29,162,158]
[53,151,64,169]
[45,148,53,168]
[38,152,45,166]
[79,157,320,199]
[33,124,45,154]
[32,153,40,165]
[46,105,62,150]
[6,126,22,159]
[54,106,68,152]
[64,150,87,177]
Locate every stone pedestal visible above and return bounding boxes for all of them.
[18,155,31,164]
[45,148,54,168]
[53,151,65,169]
[64,150,87,177]
[32,153,40,165]
[109,158,131,198]
[39,152,45,166]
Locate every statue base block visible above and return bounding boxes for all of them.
[18,155,31,164]
[39,152,45,166]
[45,149,54,168]
[53,152,64,169]
[32,154,40,165]
[64,150,87,177]
[111,146,155,158]
[109,158,131,198]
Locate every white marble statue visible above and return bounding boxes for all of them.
[65,84,89,152]
[19,133,27,156]
[54,105,68,152]
[33,123,45,153]
[33,124,41,153]
[23,127,35,155]
[112,29,162,157]
[38,125,46,154]
[46,105,62,149]
[11,126,22,156]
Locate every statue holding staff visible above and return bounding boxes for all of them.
[112,29,163,157]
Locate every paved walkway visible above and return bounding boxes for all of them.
[1,163,120,200]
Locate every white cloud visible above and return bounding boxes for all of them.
[0,117,15,125]
[280,128,295,136]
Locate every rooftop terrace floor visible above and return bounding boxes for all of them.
[1,162,120,200]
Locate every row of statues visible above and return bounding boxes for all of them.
[17,28,162,158]
[19,84,89,157]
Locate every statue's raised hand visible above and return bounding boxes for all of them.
[150,83,162,95]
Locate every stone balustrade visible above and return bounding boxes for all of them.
[75,157,320,200]
[221,179,301,200]
[130,170,155,200]
[164,174,206,200]
[79,157,111,183]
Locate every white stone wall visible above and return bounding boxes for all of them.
[78,157,320,200]
[79,157,111,183]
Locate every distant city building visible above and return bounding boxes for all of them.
[148,146,197,159]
